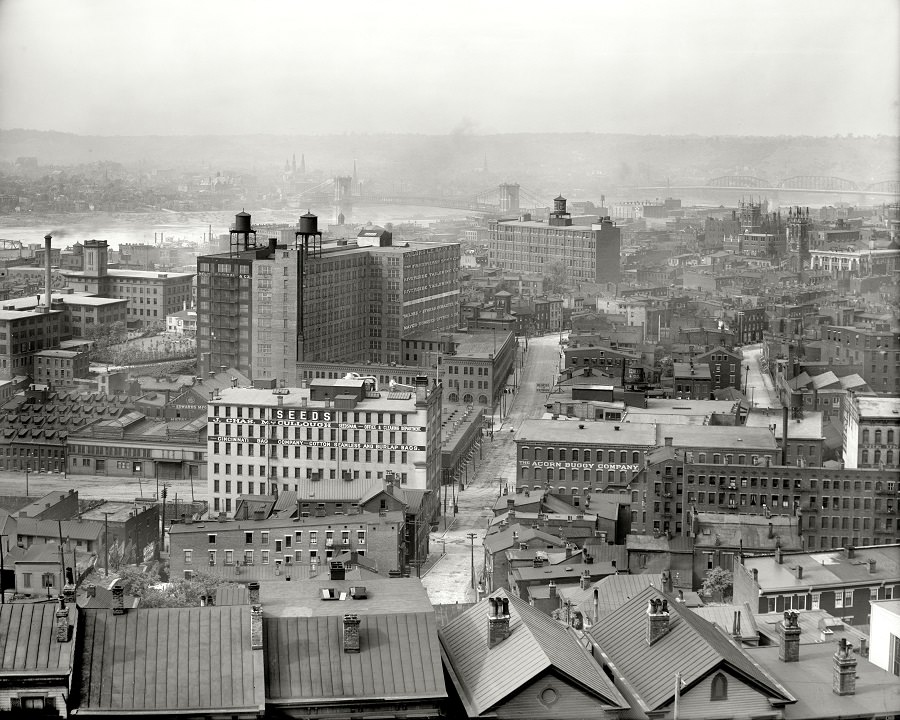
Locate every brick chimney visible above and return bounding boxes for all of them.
[487,596,512,649]
[646,598,670,646]
[731,610,742,642]
[779,610,800,662]
[250,605,263,650]
[832,638,857,696]
[775,547,783,564]
[343,613,361,653]
[580,569,591,590]
[248,581,260,606]
[507,498,515,513]
[86,584,96,598]
[111,585,125,615]
[55,598,70,643]
[867,559,876,574]
[548,580,556,598]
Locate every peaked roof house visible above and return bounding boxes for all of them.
[587,585,794,719]
[440,589,629,718]
[0,599,78,716]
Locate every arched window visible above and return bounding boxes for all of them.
[547,469,554,481]
[632,451,640,464]
[888,430,895,444]
[862,429,870,443]
[559,448,567,461]
[874,450,881,464]
[886,450,894,465]
[710,673,728,701]
[875,430,882,445]
[572,449,580,462]
[478,394,488,405]
[547,448,555,461]
[620,451,627,463]
[861,450,869,465]
[558,469,567,482]
[522,447,531,460]
[583,449,591,462]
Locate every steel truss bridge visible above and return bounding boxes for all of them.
[638,175,899,197]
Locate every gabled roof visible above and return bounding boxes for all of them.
[77,606,264,715]
[559,573,663,625]
[264,612,446,705]
[588,586,792,712]
[440,590,628,716]
[0,603,77,677]
[483,524,566,555]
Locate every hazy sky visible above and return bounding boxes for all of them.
[1,0,897,137]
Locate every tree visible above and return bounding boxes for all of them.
[112,565,236,608]
[701,566,733,601]
[543,261,568,295]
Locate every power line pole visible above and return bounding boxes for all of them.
[103,512,110,578]
[466,532,477,590]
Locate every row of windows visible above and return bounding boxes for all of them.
[521,447,643,463]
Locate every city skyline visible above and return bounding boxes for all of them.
[0,0,898,139]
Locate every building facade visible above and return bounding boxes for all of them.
[488,197,620,284]
[197,213,460,386]
[206,377,443,524]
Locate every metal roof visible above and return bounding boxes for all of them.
[0,603,76,676]
[588,585,791,712]
[77,606,264,714]
[263,612,446,704]
[439,589,628,716]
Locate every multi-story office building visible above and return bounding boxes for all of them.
[33,349,89,387]
[60,240,194,328]
[842,395,900,470]
[636,448,899,548]
[206,376,442,524]
[488,196,620,284]
[196,213,460,385]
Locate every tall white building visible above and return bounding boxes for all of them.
[207,376,443,523]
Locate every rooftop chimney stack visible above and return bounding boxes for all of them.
[111,585,125,615]
[867,559,876,574]
[775,547,783,564]
[44,233,52,312]
[731,610,742,642]
[343,613,361,653]
[55,597,70,643]
[646,598,670,646]
[779,610,801,662]
[487,596,512,649]
[251,605,263,650]
[580,569,591,590]
[548,580,557,598]
[832,638,857,696]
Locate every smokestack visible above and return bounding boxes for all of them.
[782,406,789,466]
[44,234,53,311]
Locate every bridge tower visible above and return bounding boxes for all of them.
[498,183,520,214]
[333,176,352,224]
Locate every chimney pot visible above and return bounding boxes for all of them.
[55,600,70,643]
[779,610,801,662]
[343,613,361,653]
[832,638,857,695]
[488,595,512,648]
[646,596,670,645]
[250,605,263,650]
[867,558,876,574]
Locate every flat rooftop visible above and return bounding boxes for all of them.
[259,577,434,617]
[855,396,900,418]
[746,410,824,440]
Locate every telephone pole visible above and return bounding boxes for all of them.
[466,532,477,590]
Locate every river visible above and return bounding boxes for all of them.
[0,204,475,249]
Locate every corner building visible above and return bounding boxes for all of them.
[207,377,443,524]
[488,196,620,284]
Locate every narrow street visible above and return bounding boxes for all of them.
[421,333,564,605]
[742,343,781,410]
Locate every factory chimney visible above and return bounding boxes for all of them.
[44,234,53,311]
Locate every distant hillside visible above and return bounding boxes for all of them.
[0,129,896,195]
